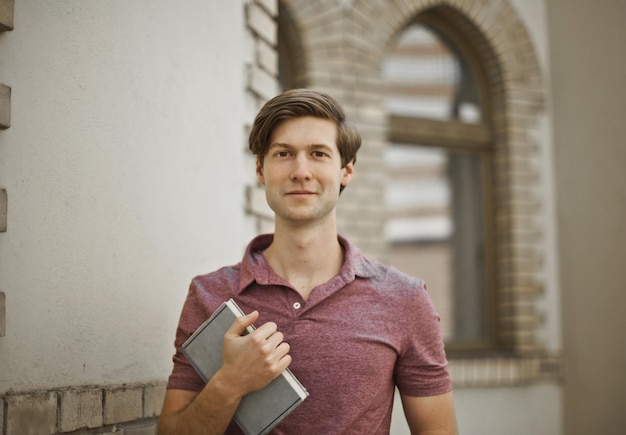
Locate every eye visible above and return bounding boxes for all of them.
[275,150,291,158]
[312,151,328,158]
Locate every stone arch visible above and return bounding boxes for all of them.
[279,0,547,353]
[277,1,308,89]
[378,1,547,351]
[378,0,543,83]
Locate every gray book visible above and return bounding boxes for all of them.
[181,298,309,435]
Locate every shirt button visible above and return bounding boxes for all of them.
[293,302,301,310]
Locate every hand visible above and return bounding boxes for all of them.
[217,311,292,399]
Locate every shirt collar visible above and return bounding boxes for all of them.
[237,233,377,294]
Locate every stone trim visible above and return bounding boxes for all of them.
[246,184,274,221]
[0,0,14,31]
[1,0,12,243]
[245,0,279,104]
[0,0,12,351]
[243,0,280,234]
[0,188,6,233]
[0,83,10,130]
[449,353,564,387]
[0,291,5,336]
[0,0,12,129]
[1,381,166,434]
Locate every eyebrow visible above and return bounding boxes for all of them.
[269,143,335,152]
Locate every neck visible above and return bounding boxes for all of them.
[263,220,344,300]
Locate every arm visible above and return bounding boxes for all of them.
[400,391,458,435]
[158,311,292,435]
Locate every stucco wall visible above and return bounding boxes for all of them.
[0,0,255,392]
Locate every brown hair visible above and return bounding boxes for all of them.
[248,89,361,168]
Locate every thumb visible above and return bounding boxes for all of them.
[226,310,259,337]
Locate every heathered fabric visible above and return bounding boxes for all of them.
[166,234,451,434]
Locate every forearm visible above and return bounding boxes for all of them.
[158,372,243,435]
[159,313,291,434]
[402,392,458,435]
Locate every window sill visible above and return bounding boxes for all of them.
[448,352,564,387]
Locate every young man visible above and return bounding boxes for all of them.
[158,89,458,434]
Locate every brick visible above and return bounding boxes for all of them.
[104,386,142,425]
[247,2,276,46]
[256,0,277,17]
[143,383,166,418]
[0,0,14,31]
[0,291,5,336]
[248,64,278,101]
[258,217,274,235]
[0,188,6,233]
[0,84,10,129]
[246,184,273,220]
[58,387,103,432]
[257,38,278,76]
[6,392,57,435]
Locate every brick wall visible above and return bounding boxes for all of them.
[1,382,166,435]
[273,0,562,384]
[244,0,281,235]
[0,0,13,339]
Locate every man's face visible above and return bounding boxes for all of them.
[256,116,354,225]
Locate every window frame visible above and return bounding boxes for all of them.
[385,16,499,354]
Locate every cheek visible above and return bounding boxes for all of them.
[260,169,283,188]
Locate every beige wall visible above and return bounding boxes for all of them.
[547,1,626,434]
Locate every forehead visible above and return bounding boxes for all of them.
[269,116,338,148]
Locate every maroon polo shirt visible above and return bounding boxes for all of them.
[167,234,451,434]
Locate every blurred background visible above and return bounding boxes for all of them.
[0,0,624,434]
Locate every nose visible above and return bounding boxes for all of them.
[290,153,312,181]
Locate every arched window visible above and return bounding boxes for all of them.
[383,20,495,351]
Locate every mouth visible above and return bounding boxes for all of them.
[286,190,316,196]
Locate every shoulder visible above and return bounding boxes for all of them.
[363,257,439,316]
[340,234,433,307]
[362,256,427,294]
[192,262,242,286]
[175,263,243,338]
[189,263,242,302]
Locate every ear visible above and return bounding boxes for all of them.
[340,159,355,187]
[256,157,265,185]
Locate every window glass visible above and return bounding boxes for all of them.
[384,24,481,123]
[383,23,491,346]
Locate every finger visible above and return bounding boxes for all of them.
[264,331,285,351]
[277,352,292,372]
[275,341,290,358]
[253,321,278,340]
[266,345,292,376]
[226,310,259,337]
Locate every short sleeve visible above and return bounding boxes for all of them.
[394,280,452,397]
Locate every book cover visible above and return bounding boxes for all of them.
[181,298,309,435]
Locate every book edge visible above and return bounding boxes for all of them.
[235,394,305,435]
